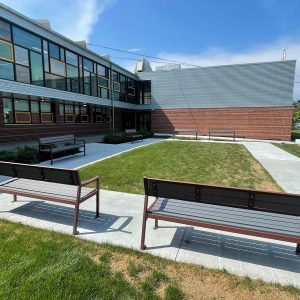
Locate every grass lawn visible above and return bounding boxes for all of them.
[273,143,300,158]
[80,141,280,194]
[0,219,299,300]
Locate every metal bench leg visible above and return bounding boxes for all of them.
[140,195,149,250]
[153,219,158,230]
[13,194,17,202]
[95,191,100,218]
[296,244,300,256]
[73,201,80,235]
[50,151,53,165]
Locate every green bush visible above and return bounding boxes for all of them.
[0,147,39,164]
[103,129,153,144]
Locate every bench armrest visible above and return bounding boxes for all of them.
[81,176,99,188]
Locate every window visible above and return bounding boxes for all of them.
[0,40,13,61]
[59,104,64,116]
[60,48,65,62]
[14,46,29,66]
[40,102,51,112]
[100,88,109,99]
[16,65,30,83]
[97,64,107,77]
[84,70,91,95]
[49,43,60,59]
[0,60,14,80]
[66,64,79,93]
[0,20,11,41]
[13,27,41,52]
[83,58,93,72]
[65,104,74,114]
[30,51,43,86]
[98,76,109,88]
[65,50,78,66]
[31,101,39,113]
[91,73,97,97]
[31,101,40,123]
[50,58,66,76]
[3,98,13,123]
[43,40,49,72]
[15,99,29,111]
[45,73,65,90]
[113,82,120,92]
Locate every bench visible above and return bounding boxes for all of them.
[38,135,86,165]
[173,128,198,139]
[0,161,99,235]
[141,177,300,255]
[208,129,235,141]
[125,129,143,143]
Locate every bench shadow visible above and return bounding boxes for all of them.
[148,226,300,273]
[10,201,133,235]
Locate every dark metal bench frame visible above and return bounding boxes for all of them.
[38,134,86,165]
[173,128,198,139]
[141,177,300,255]
[0,161,99,235]
[125,129,143,143]
[208,128,235,141]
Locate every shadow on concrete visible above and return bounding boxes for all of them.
[150,226,300,273]
[10,201,133,235]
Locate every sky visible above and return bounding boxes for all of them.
[1,0,300,98]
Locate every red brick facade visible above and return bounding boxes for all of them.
[151,107,293,141]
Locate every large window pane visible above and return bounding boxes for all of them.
[3,98,13,123]
[98,76,109,88]
[50,58,66,76]
[40,102,51,112]
[14,46,29,66]
[66,50,78,66]
[66,64,78,78]
[97,64,106,77]
[45,73,66,90]
[0,20,11,41]
[31,101,39,113]
[49,43,59,59]
[43,40,49,72]
[16,65,30,83]
[83,58,93,72]
[30,51,43,86]
[0,40,13,61]
[13,27,41,52]
[0,60,14,80]
[15,99,29,111]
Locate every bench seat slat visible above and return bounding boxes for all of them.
[0,178,94,201]
[149,198,300,238]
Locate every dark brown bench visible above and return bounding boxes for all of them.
[141,177,300,255]
[173,128,198,139]
[208,129,235,141]
[125,129,143,143]
[38,135,86,165]
[0,161,99,235]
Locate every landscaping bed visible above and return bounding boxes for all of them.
[0,219,299,300]
[80,141,280,194]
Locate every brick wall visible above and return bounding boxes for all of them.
[151,107,293,141]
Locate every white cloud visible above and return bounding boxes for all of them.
[127,48,143,52]
[0,0,115,41]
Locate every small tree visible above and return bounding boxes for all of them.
[293,107,300,126]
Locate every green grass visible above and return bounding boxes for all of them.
[273,143,300,158]
[80,141,280,194]
[1,219,299,300]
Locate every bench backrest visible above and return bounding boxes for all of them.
[209,129,235,133]
[0,161,80,186]
[125,129,137,134]
[144,177,300,216]
[38,135,75,145]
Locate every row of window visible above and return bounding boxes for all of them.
[3,98,111,124]
[0,18,142,103]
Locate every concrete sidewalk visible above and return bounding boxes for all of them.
[243,142,300,194]
[0,190,299,288]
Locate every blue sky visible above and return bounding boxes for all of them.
[1,0,300,97]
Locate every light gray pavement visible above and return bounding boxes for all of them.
[0,191,299,287]
[243,142,300,194]
[39,138,163,169]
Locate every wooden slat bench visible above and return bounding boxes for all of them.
[125,129,143,143]
[38,135,86,165]
[173,128,198,139]
[141,178,300,255]
[0,161,99,235]
[208,128,235,141]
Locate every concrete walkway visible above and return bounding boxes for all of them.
[243,142,300,194]
[40,138,162,169]
[0,191,299,288]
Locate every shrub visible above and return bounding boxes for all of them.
[103,129,153,144]
[0,147,39,164]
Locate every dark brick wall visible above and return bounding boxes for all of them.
[151,107,293,141]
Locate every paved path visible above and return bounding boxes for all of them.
[243,142,300,194]
[39,138,162,169]
[0,191,299,287]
